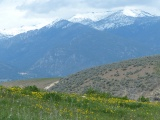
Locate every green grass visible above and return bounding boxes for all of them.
[0,86,160,120]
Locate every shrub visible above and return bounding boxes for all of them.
[24,85,40,92]
[119,102,142,109]
[85,88,112,98]
[138,96,149,102]
[21,85,40,95]
[155,62,160,75]
[85,88,99,94]
[43,92,61,101]
[119,96,129,100]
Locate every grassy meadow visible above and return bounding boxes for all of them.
[0,86,160,120]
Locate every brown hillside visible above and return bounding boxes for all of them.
[51,55,160,101]
[1,78,59,90]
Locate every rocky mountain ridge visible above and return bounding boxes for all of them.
[0,9,160,80]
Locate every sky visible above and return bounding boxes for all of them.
[0,0,160,30]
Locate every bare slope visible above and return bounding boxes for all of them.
[51,55,160,100]
[1,78,59,90]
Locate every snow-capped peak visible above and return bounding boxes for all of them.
[46,18,63,28]
[122,8,154,17]
[48,19,74,29]
[68,8,158,31]
[69,11,115,22]
[69,8,155,23]
[0,8,157,36]
[0,23,50,36]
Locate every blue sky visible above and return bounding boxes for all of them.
[0,0,160,29]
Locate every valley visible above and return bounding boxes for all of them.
[2,55,160,101]
[1,7,160,120]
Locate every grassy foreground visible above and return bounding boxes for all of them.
[0,86,160,120]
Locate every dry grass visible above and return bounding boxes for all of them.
[100,65,154,80]
[51,55,160,101]
[1,78,59,90]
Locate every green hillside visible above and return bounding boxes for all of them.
[1,86,160,120]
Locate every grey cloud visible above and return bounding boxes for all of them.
[0,0,5,3]
[17,0,83,13]
[16,0,160,15]
[83,0,154,8]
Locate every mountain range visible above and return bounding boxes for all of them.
[0,8,160,81]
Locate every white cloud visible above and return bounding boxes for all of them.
[0,0,56,29]
[0,2,25,28]
[0,0,160,30]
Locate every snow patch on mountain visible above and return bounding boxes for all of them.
[0,22,52,36]
[0,25,43,36]
[46,19,74,30]
[69,8,157,30]
[122,8,154,17]
[69,11,114,22]
[46,18,63,28]
[0,8,158,36]
[70,8,155,23]
[0,33,11,39]
[94,11,135,30]
[0,33,6,39]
